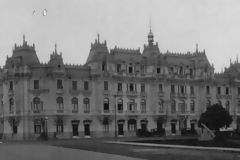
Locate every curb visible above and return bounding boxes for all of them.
[106,141,240,153]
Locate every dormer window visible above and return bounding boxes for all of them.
[57,80,63,89]
[34,80,39,90]
[102,62,106,71]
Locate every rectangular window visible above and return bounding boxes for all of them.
[157,67,161,74]
[72,81,77,90]
[84,81,89,90]
[180,86,185,94]
[129,83,134,92]
[159,84,163,92]
[190,68,193,76]
[226,87,229,95]
[238,87,240,95]
[34,80,39,90]
[117,83,122,91]
[206,86,210,94]
[171,85,175,93]
[190,103,195,113]
[128,65,133,73]
[57,79,63,89]
[9,81,13,90]
[190,86,194,94]
[217,87,221,95]
[141,83,145,92]
[140,65,145,74]
[118,103,123,112]
[104,81,108,91]
[117,64,121,73]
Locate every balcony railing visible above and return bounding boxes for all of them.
[178,93,188,98]
[116,91,123,96]
[8,89,14,96]
[125,110,139,115]
[57,110,64,113]
[56,89,64,94]
[216,94,232,99]
[72,110,78,113]
[126,91,138,97]
[158,92,164,97]
[140,92,147,97]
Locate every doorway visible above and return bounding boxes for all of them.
[118,123,124,136]
[84,124,90,136]
[171,123,176,134]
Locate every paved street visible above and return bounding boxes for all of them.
[0,143,144,160]
[1,138,240,160]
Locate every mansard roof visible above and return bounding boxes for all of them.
[7,35,40,67]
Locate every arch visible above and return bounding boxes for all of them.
[72,97,78,104]
[57,97,63,104]
[84,98,89,104]
[83,98,90,113]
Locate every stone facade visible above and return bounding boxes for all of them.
[0,31,239,140]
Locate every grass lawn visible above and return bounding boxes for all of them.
[45,138,240,160]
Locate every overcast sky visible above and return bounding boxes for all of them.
[1,0,240,72]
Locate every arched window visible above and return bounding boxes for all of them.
[103,98,109,112]
[179,100,186,113]
[57,97,64,111]
[72,97,78,112]
[33,97,42,112]
[190,100,195,113]
[117,99,123,113]
[128,99,136,112]
[9,98,14,113]
[83,98,90,113]
[225,101,230,113]
[171,100,176,113]
[159,99,164,113]
[141,99,146,113]
[179,66,183,75]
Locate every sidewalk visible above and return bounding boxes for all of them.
[107,141,240,152]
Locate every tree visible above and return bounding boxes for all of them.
[198,103,233,132]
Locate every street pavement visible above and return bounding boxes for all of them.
[0,143,145,160]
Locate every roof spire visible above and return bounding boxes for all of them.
[54,43,57,54]
[97,33,100,43]
[23,34,26,44]
[196,43,198,53]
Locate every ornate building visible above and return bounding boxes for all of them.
[0,30,239,140]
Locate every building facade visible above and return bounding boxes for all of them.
[0,31,240,140]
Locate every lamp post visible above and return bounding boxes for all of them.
[113,94,117,140]
[45,116,48,140]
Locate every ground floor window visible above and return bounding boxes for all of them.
[56,119,64,133]
[128,119,136,131]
